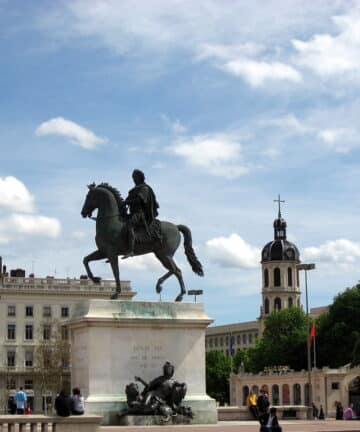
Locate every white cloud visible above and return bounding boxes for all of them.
[197,43,302,88]
[172,134,248,178]
[36,117,107,150]
[317,128,358,153]
[293,12,360,78]
[0,177,34,213]
[0,214,61,244]
[160,114,187,135]
[221,58,302,87]
[303,239,360,269]
[261,114,312,134]
[206,233,260,269]
[120,254,163,272]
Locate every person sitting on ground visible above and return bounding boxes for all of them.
[55,389,72,417]
[71,387,85,415]
[260,407,282,432]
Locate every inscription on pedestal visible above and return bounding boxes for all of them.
[130,344,166,370]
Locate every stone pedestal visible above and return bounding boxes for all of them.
[67,300,217,425]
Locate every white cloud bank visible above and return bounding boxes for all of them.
[0,176,61,244]
[303,239,360,269]
[36,117,107,150]
[206,233,260,269]
[293,13,360,78]
[0,176,35,213]
[172,134,248,178]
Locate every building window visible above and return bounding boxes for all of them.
[43,325,51,340]
[7,305,16,317]
[288,297,293,307]
[25,306,33,317]
[7,350,15,367]
[237,335,241,344]
[282,384,290,404]
[293,383,301,405]
[61,327,69,340]
[24,380,33,390]
[274,297,282,311]
[242,334,247,344]
[209,339,213,348]
[264,298,270,314]
[43,306,52,318]
[255,333,258,339]
[288,267,293,286]
[25,324,33,340]
[249,334,253,344]
[274,268,281,286]
[25,351,33,367]
[332,382,339,390]
[7,378,16,389]
[61,306,69,318]
[214,338,218,347]
[7,324,16,340]
[264,269,269,287]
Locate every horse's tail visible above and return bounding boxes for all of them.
[177,225,204,276]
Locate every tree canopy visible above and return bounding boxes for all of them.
[205,351,232,404]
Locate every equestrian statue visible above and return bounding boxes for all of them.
[81,169,204,301]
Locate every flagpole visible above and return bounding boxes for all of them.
[313,333,317,369]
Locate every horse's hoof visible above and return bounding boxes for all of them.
[175,295,183,302]
[110,292,119,300]
[156,284,163,294]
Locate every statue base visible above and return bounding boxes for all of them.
[67,299,217,425]
[118,414,192,426]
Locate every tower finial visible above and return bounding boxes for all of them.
[274,194,285,218]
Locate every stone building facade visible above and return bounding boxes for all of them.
[0,268,134,413]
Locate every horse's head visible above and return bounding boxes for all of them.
[81,183,97,218]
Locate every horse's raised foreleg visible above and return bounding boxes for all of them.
[83,250,107,283]
[155,252,186,302]
[108,254,121,300]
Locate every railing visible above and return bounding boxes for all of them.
[0,414,102,431]
[0,276,131,293]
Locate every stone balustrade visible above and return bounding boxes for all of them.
[0,414,102,432]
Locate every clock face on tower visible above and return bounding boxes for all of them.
[286,248,294,259]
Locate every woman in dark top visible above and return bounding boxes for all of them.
[55,390,72,417]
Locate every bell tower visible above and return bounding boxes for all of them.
[260,195,301,318]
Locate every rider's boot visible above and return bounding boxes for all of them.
[122,227,135,259]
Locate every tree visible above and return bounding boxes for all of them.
[245,308,308,373]
[206,351,232,405]
[35,319,70,413]
[232,349,248,374]
[316,283,360,368]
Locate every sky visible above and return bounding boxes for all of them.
[1,0,360,325]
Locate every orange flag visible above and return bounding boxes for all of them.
[309,322,316,347]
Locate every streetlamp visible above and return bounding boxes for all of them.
[296,263,315,419]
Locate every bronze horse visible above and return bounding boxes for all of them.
[81,183,204,301]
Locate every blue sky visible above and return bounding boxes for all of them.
[2,0,360,324]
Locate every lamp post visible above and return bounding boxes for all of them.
[296,263,315,419]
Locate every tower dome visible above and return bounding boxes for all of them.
[261,198,300,263]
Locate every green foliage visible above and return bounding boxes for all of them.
[205,351,232,404]
[232,349,248,373]
[245,308,308,373]
[316,284,360,368]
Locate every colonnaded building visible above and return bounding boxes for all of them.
[205,204,360,417]
[0,262,134,413]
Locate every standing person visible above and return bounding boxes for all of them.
[55,390,72,417]
[257,388,270,426]
[335,401,344,420]
[246,390,258,420]
[344,403,354,420]
[8,396,16,414]
[318,404,325,419]
[15,387,27,414]
[123,169,160,259]
[71,387,84,415]
[312,402,319,419]
[260,407,282,432]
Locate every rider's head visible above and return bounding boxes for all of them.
[163,361,175,378]
[132,169,145,185]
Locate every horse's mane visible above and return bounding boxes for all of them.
[97,183,127,218]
